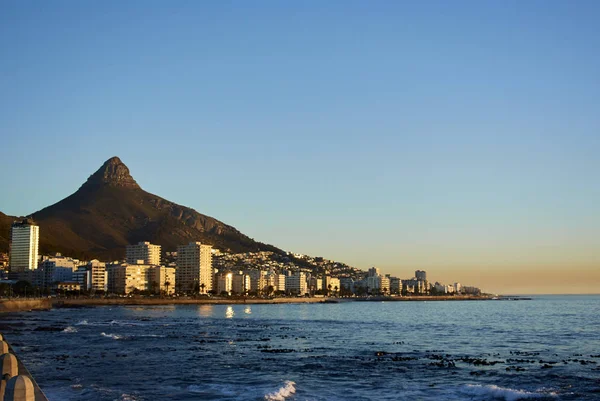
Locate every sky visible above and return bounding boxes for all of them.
[1,1,599,294]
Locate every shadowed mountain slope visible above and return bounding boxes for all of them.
[0,211,15,253]
[1,157,281,260]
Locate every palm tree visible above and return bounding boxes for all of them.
[334,286,338,296]
[328,284,332,296]
[200,283,206,294]
[164,281,171,296]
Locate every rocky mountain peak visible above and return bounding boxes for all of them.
[80,156,140,190]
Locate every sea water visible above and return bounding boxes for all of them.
[0,295,598,400]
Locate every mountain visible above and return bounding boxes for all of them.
[0,211,16,253]
[1,157,282,260]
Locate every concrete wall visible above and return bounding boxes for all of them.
[0,299,52,313]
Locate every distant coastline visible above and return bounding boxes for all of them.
[50,294,496,308]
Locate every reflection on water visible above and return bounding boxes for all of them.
[225,306,234,319]
[244,306,252,315]
[197,305,214,317]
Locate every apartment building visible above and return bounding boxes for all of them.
[147,266,176,295]
[232,272,251,295]
[126,241,161,265]
[9,219,39,272]
[108,263,151,294]
[176,242,212,293]
[285,272,308,295]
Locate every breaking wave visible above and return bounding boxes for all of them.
[101,332,125,340]
[265,381,296,401]
[63,326,78,333]
[463,384,558,400]
[75,320,88,326]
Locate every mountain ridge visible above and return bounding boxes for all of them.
[0,157,283,260]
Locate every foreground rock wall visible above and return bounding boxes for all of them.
[0,334,48,400]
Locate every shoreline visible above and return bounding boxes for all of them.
[0,295,503,311]
[52,294,494,307]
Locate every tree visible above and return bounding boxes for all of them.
[164,281,171,295]
[383,287,388,295]
[328,284,332,296]
[266,285,274,297]
[13,280,33,297]
[200,283,206,294]
[0,283,10,297]
[334,286,338,296]
[355,286,367,296]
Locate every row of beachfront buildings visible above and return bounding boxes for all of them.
[3,219,481,296]
[4,240,341,296]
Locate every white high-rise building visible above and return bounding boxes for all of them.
[285,272,308,296]
[176,242,213,293]
[126,241,161,265]
[73,259,108,293]
[249,270,267,294]
[215,272,233,295]
[232,272,251,295]
[88,259,108,292]
[9,219,39,272]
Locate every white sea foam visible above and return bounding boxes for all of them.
[63,326,78,333]
[264,381,296,401]
[100,332,124,340]
[118,394,141,401]
[463,384,558,400]
[109,319,150,327]
[75,320,88,325]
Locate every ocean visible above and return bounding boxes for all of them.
[0,295,598,400]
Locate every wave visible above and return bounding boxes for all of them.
[187,384,238,396]
[187,384,203,393]
[118,394,141,401]
[63,326,78,333]
[463,384,558,400]
[101,332,125,340]
[75,320,88,325]
[109,319,152,327]
[264,381,296,401]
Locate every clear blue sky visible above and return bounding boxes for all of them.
[1,1,599,293]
